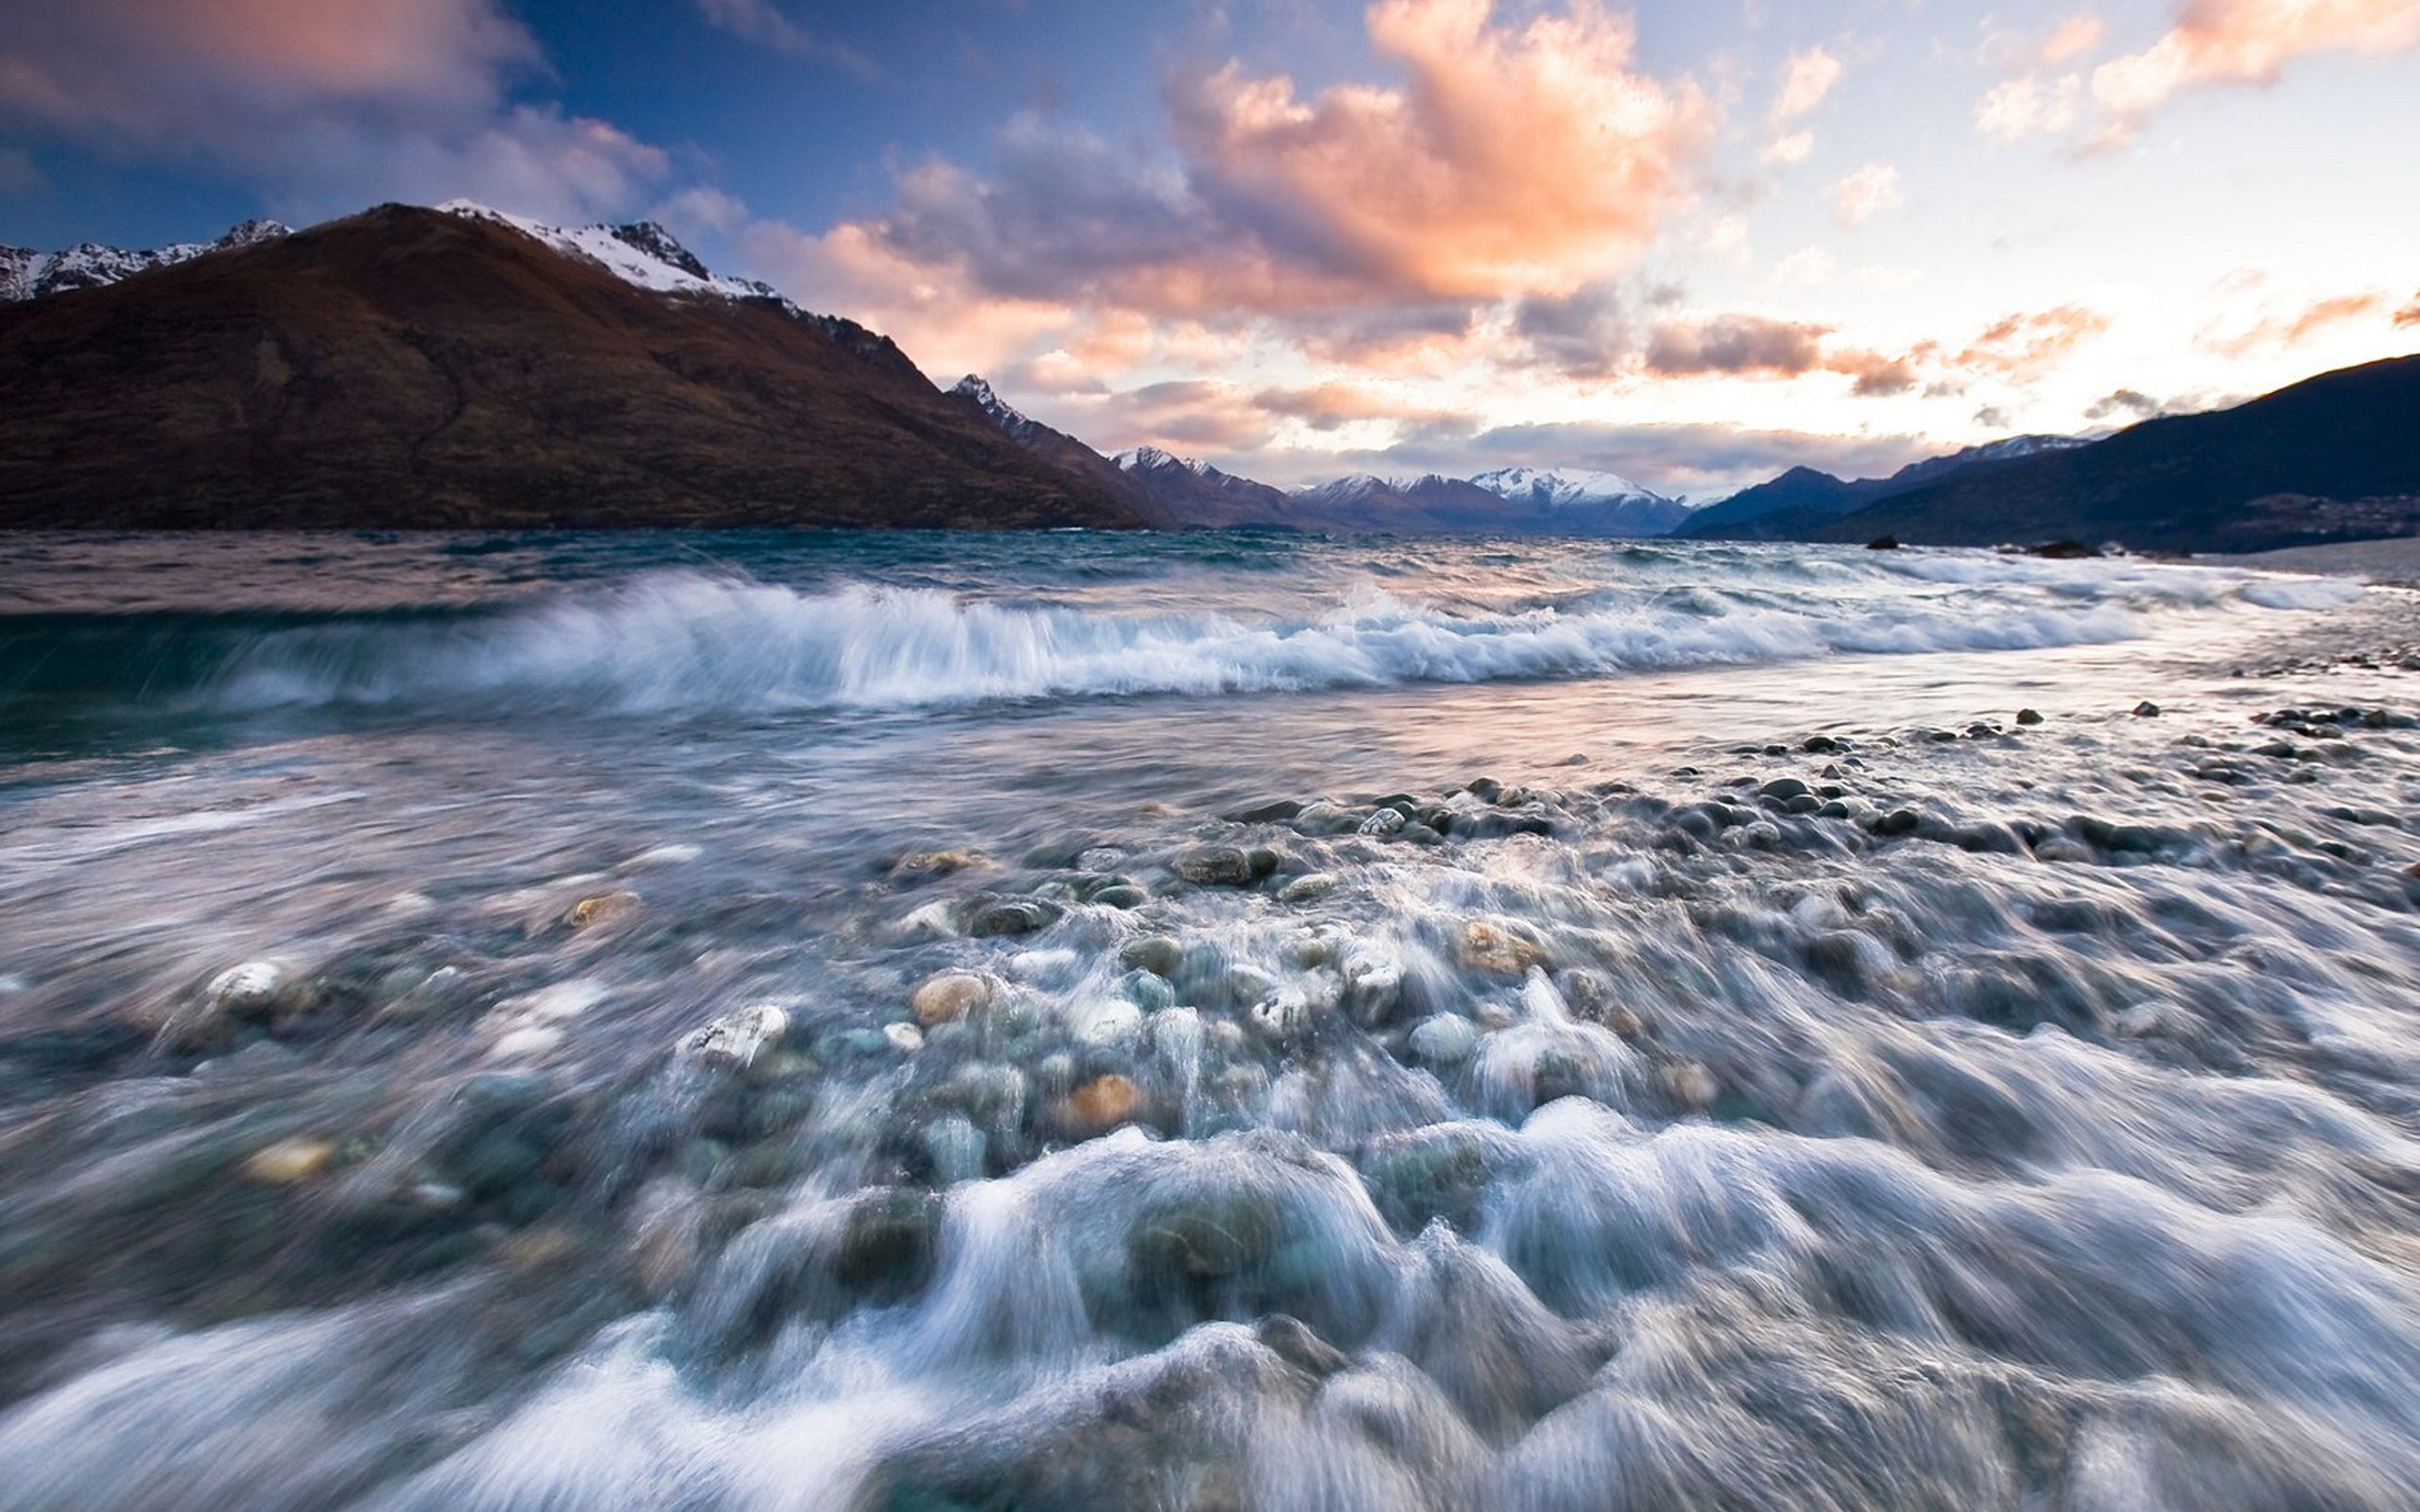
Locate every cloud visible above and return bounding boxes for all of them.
[691,0,877,77]
[0,0,676,222]
[0,145,41,194]
[2199,291,2389,356]
[1045,378,1295,457]
[1252,381,1467,431]
[1833,350,1920,397]
[1760,130,1815,164]
[1768,46,1844,127]
[1645,313,1828,377]
[1771,246,1835,286]
[2397,293,2420,328]
[2091,0,2420,143]
[794,0,1713,346]
[1975,73,2083,141]
[1830,163,1902,228]
[2040,12,2110,66]
[650,185,751,238]
[1166,0,1713,302]
[2084,387,2162,421]
[1336,419,1930,498]
[1956,303,2110,377]
[738,214,1078,381]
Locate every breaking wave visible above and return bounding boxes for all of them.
[124,564,2315,715]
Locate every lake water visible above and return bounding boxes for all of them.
[4,530,2418,1510]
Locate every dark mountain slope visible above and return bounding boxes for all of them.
[0,205,1149,530]
[1806,356,2420,551]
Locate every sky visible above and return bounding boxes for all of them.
[4,0,2417,498]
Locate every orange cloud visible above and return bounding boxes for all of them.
[0,0,537,131]
[1956,304,2110,378]
[2201,291,2390,356]
[2396,293,2420,328]
[2091,0,2420,141]
[1168,0,1711,302]
[740,217,1078,380]
[2041,12,2111,65]
[0,0,680,222]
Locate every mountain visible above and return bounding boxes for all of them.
[1284,472,1517,534]
[0,203,1149,530]
[1678,435,2087,541]
[2,219,292,303]
[1278,469,1693,536]
[941,384,1298,529]
[1114,447,1296,529]
[1798,355,2420,552]
[1468,465,1694,536]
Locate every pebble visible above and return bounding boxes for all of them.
[921,1115,987,1184]
[2017,709,2044,725]
[1665,1061,1720,1110]
[678,1004,790,1070]
[2134,701,2162,717]
[1068,1074,1140,1133]
[1357,808,1408,837]
[1172,845,1255,886]
[1461,919,1549,975]
[884,1022,925,1053]
[205,959,300,1021]
[242,1137,336,1185]
[966,898,1059,937]
[910,971,992,1028]
[1118,936,1184,976]
[564,890,640,929]
[1409,1014,1479,1066]
[1278,872,1340,903]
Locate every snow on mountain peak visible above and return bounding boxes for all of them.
[1470,464,1666,507]
[1,218,292,302]
[1115,446,1213,476]
[437,200,776,302]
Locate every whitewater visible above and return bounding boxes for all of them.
[2,529,2417,1511]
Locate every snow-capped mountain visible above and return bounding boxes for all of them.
[1115,445,1213,478]
[2,218,291,302]
[952,375,1048,446]
[1468,465,1695,535]
[1280,468,1693,537]
[435,201,781,303]
[1470,465,1663,509]
[0,201,1151,530]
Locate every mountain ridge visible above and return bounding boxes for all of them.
[0,203,1150,530]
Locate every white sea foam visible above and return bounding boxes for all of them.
[198,558,2335,716]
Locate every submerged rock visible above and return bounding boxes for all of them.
[1461,919,1550,975]
[1172,845,1255,887]
[1409,1014,1479,1067]
[1068,1074,1141,1133]
[677,1004,790,1070]
[242,1137,337,1185]
[966,898,1060,937]
[564,890,641,929]
[910,971,992,1028]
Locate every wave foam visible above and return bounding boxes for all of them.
[195,571,2174,715]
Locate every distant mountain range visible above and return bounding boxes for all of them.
[1676,436,2089,541]
[4,202,2414,548]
